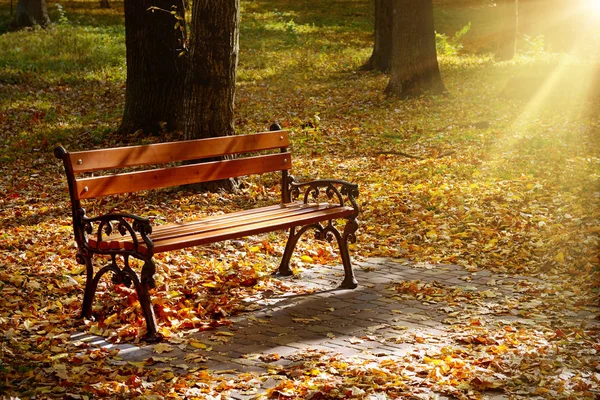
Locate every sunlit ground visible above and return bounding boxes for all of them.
[0,0,599,398]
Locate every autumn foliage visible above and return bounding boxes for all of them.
[0,0,599,398]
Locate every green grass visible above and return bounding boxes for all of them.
[0,24,125,84]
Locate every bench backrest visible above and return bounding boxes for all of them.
[55,130,292,203]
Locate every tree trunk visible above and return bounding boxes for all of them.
[11,0,50,29]
[385,0,446,98]
[99,0,111,9]
[182,0,240,192]
[496,0,518,60]
[118,0,185,135]
[182,0,239,140]
[361,0,393,72]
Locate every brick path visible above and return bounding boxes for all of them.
[73,258,599,399]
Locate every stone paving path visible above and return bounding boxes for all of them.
[72,258,599,399]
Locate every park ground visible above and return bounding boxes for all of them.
[0,0,599,398]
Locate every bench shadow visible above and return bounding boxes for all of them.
[71,262,454,374]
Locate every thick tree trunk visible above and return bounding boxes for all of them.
[11,0,50,29]
[118,0,185,135]
[361,0,393,72]
[385,0,446,98]
[182,0,240,192]
[182,0,239,140]
[496,0,518,60]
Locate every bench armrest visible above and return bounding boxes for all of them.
[290,179,359,217]
[76,209,154,256]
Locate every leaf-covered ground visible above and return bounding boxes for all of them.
[1,0,599,398]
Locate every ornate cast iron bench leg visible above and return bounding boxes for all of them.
[277,224,323,277]
[277,179,360,289]
[338,218,359,289]
[277,227,298,277]
[78,249,161,342]
[136,259,161,343]
[276,218,358,289]
[79,251,96,320]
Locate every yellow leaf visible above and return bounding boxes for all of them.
[158,326,173,337]
[249,246,261,253]
[161,371,175,380]
[89,325,103,336]
[391,325,408,330]
[50,353,69,361]
[128,361,146,368]
[424,356,444,365]
[301,255,314,263]
[153,343,174,354]
[554,252,565,263]
[104,313,119,326]
[189,340,207,349]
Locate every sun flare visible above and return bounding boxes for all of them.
[588,0,600,13]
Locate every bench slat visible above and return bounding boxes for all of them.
[89,202,354,254]
[154,205,352,253]
[147,203,337,241]
[69,131,290,173]
[74,153,291,200]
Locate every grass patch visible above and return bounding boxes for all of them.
[0,24,125,84]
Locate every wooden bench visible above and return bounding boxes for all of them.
[54,128,359,342]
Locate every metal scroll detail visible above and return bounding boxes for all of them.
[278,179,360,289]
[289,179,360,217]
[73,208,161,342]
[76,208,154,257]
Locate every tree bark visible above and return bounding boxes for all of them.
[496,0,518,61]
[118,0,185,135]
[99,0,111,9]
[182,0,240,192]
[182,0,239,141]
[11,0,50,30]
[385,0,446,98]
[361,0,393,72]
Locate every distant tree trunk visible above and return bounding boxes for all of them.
[99,0,110,8]
[496,0,518,60]
[385,0,446,98]
[182,0,239,140]
[118,0,185,135]
[10,0,50,29]
[361,0,393,72]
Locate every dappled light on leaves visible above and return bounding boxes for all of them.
[1,0,599,398]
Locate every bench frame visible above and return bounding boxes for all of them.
[55,128,359,342]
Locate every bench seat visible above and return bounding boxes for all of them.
[89,201,354,255]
